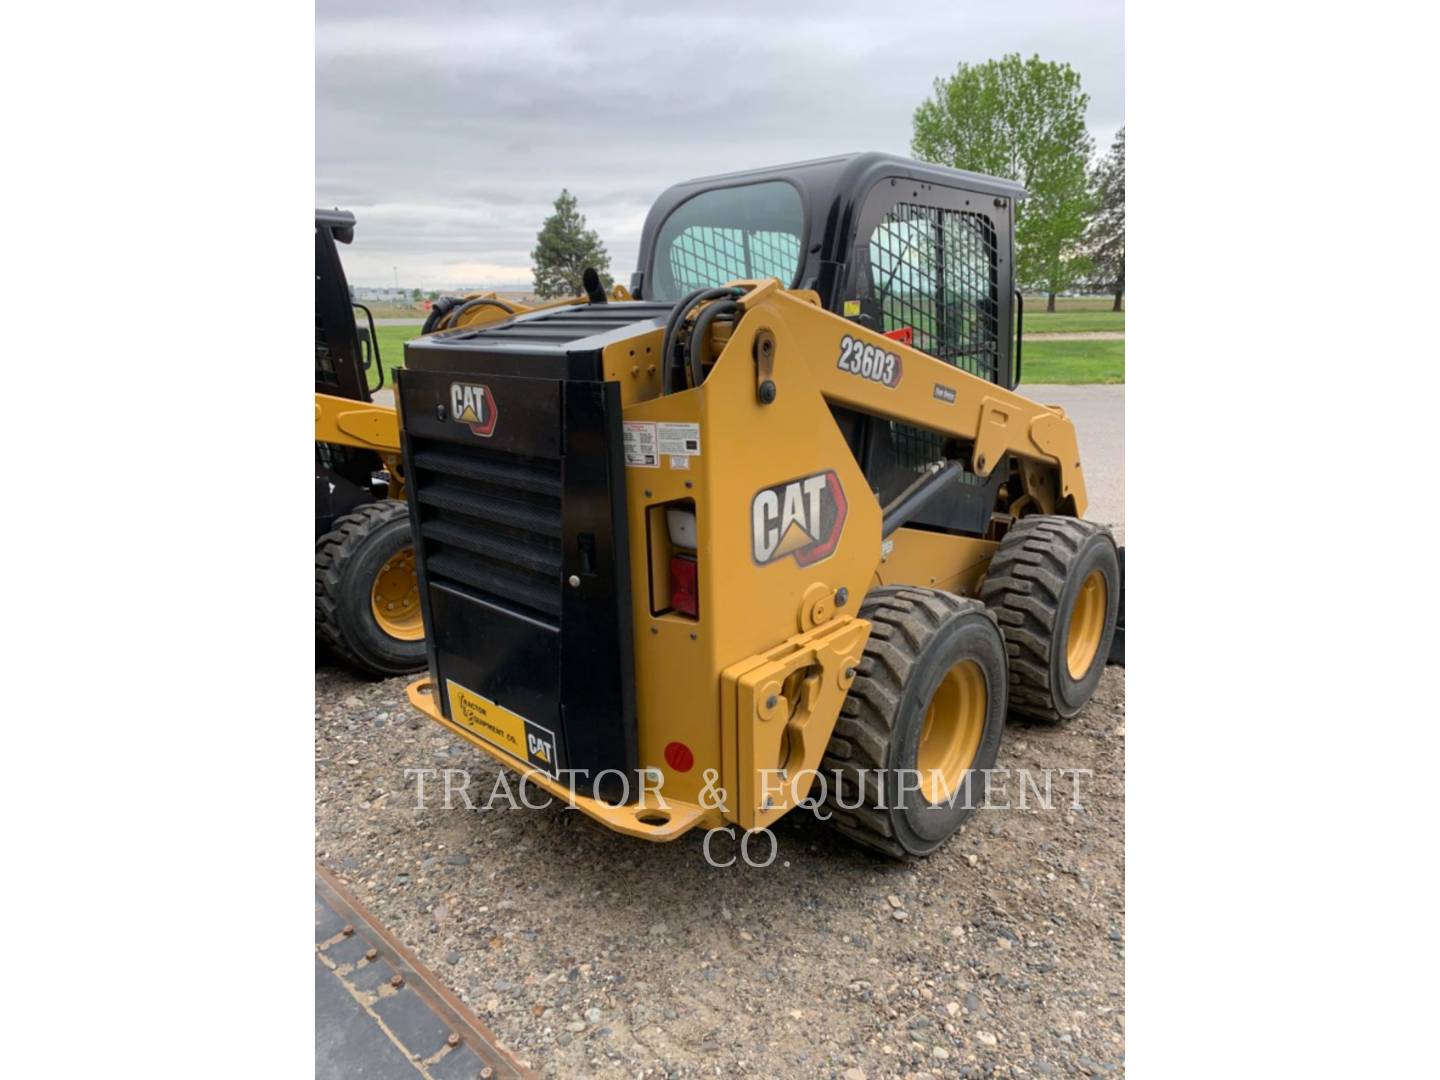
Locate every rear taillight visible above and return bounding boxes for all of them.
[670,554,698,616]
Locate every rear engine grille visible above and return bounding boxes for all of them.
[410,442,563,623]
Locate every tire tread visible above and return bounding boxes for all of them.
[979,515,1112,721]
[316,500,423,677]
[820,586,996,858]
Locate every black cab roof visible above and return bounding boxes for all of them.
[632,152,1025,300]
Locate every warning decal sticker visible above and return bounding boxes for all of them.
[657,422,700,457]
[622,421,659,468]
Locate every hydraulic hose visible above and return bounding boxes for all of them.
[687,298,740,390]
[421,296,462,334]
[441,296,516,331]
[661,287,722,393]
[661,287,741,394]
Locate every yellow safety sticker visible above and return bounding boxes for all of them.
[843,299,861,317]
[445,680,560,776]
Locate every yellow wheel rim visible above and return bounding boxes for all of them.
[916,659,987,803]
[370,547,423,641]
[1066,570,1108,679]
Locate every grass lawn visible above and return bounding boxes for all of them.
[1020,296,1122,313]
[1022,310,1124,334]
[370,324,422,383]
[363,302,430,319]
[1019,339,1124,384]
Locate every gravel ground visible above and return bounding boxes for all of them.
[316,662,1125,1079]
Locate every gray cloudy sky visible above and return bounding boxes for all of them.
[317,0,1123,290]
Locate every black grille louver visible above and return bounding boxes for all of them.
[398,309,654,794]
[409,441,564,623]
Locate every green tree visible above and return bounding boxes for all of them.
[911,54,1095,311]
[531,189,613,299]
[1086,127,1125,312]
[410,287,423,302]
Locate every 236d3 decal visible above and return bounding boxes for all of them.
[751,470,848,568]
[836,333,902,388]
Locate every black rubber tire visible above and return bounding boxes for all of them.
[1107,545,1125,667]
[819,586,1009,859]
[316,501,427,678]
[980,516,1120,722]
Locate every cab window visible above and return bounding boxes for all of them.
[651,181,804,300]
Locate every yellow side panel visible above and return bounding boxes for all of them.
[612,305,883,814]
[877,529,998,596]
[601,326,665,406]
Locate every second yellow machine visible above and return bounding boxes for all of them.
[398,153,1119,857]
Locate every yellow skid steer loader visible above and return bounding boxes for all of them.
[394,155,1119,857]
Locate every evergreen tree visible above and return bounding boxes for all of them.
[531,190,613,299]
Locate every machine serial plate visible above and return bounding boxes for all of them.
[445,680,560,777]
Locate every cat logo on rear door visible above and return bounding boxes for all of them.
[751,469,848,568]
[526,729,556,770]
[449,382,498,437]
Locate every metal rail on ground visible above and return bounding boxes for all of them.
[316,865,533,1079]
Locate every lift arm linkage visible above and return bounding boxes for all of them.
[315,392,401,455]
[732,283,1087,517]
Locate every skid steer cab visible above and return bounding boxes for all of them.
[397,153,1119,858]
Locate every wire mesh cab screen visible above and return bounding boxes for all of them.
[649,180,804,300]
[869,202,1000,381]
[854,190,1007,474]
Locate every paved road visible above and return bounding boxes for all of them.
[1018,383,1125,538]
